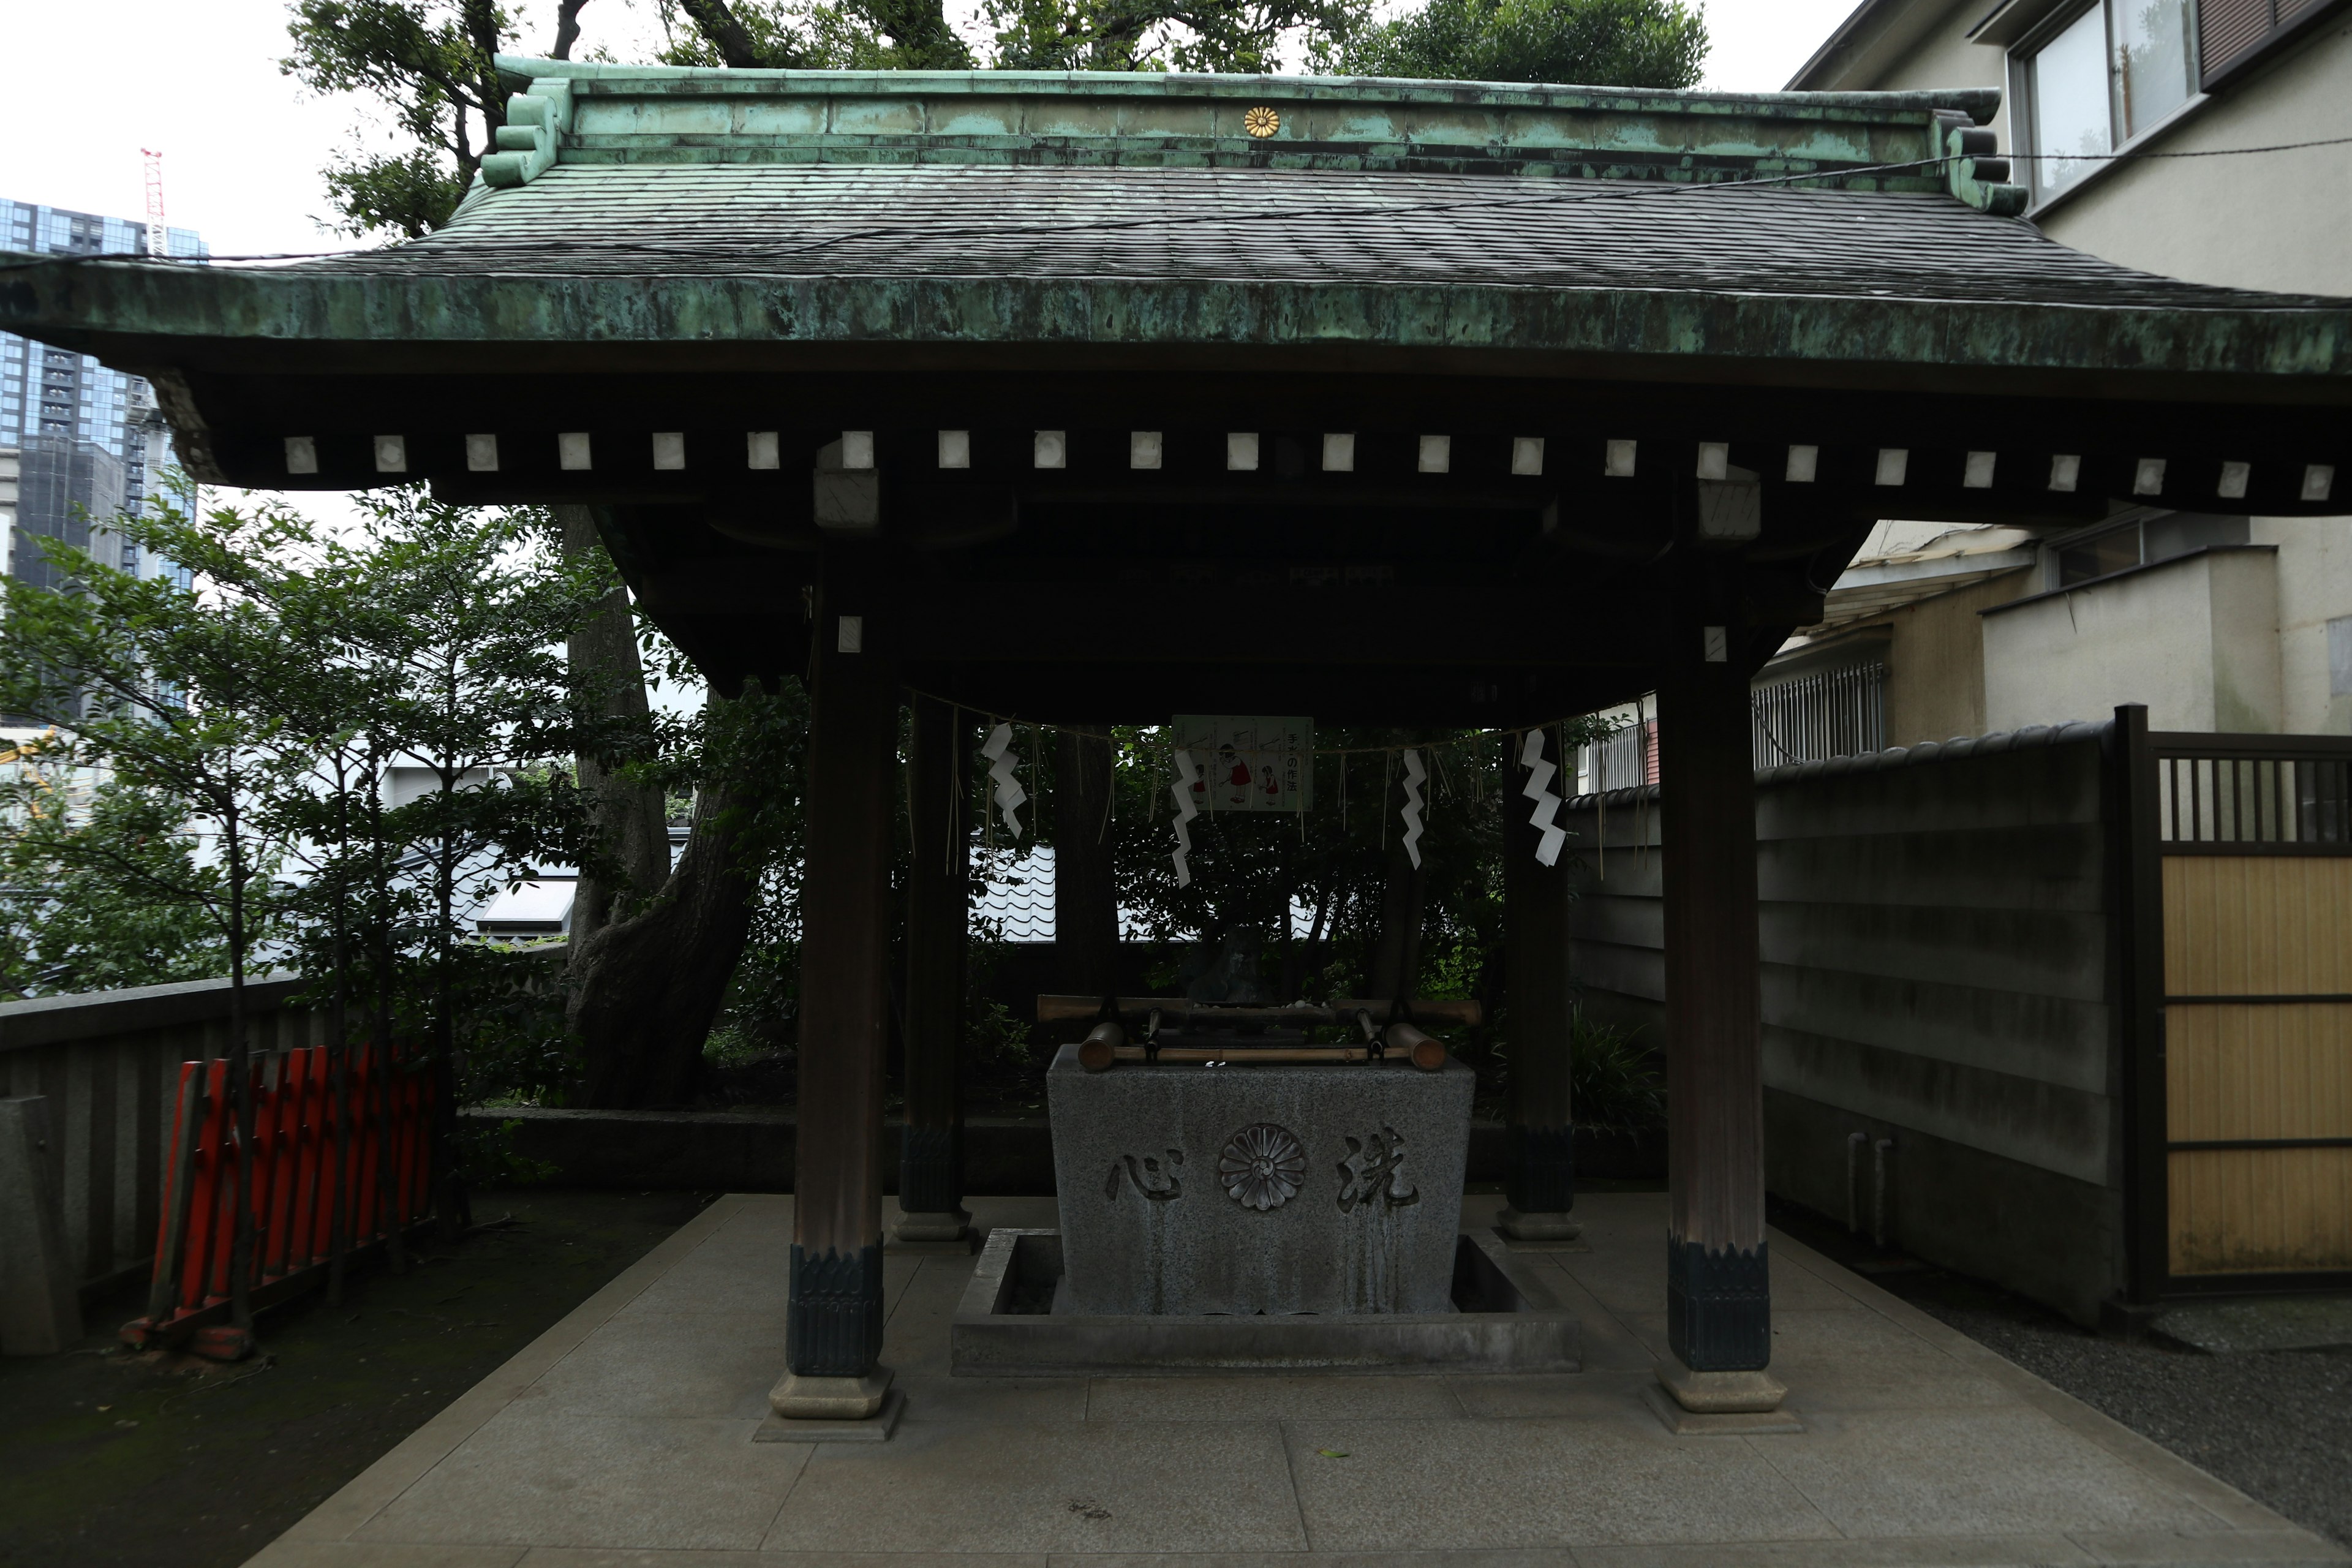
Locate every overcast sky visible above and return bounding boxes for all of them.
[1,0,1863,256]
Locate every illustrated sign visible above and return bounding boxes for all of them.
[1170,715,1314,812]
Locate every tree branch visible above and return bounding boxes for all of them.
[677,0,772,66]
[551,0,590,58]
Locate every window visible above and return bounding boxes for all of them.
[2199,0,2335,89]
[2022,0,2197,201]
[2057,522,2143,584]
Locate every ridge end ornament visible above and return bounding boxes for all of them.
[981,723,1027,839]
[1243,106,1281,138]
[1520,729,1567,867]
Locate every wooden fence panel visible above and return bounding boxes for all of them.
[2162,854,2352,1275]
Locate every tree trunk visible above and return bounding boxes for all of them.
[570,710,760,1109]
[557,505,669,952]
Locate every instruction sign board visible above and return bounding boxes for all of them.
[1171,715,1314,812]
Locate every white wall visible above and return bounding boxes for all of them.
[2037,20,2352,297]
[2258,515,2352,734]
[1983,548,2283,733]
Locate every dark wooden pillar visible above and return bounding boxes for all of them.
[775,545,898,1418]
[1656,612,1780,1408]
[895,695,970,1244]
[1501,731,1580,1240]
[1055,728,1120,998]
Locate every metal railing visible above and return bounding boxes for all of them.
[2154,735,2352,851]
[1751,663,1887,768]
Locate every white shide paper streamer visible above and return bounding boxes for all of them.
[1400,749,1427,870]
[1520,728,1567,867]
[1169,748,1201,888]
[981,723,1027,839]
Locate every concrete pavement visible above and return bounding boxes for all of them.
[241,1191,2350,1567]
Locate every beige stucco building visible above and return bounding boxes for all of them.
[1756,0,2352,745]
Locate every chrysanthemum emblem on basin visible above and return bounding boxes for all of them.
[1219,1123,1306,1210]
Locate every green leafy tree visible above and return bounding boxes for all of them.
[354,490,609,1218]
[653,0,974,67]
[0,501,312,1328]
[1324,0,1707,88]
[282,1,515,238]
[0,775,228,998]
[982,0,1361,72]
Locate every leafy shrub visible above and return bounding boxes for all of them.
[1569,1010,1665,1129]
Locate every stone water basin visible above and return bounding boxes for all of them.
[1044,1043,1474,1316]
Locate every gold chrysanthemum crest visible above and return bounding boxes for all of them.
[1243,105,1281,138]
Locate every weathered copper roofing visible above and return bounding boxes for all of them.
[4,61,2348,406]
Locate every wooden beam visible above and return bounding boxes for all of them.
[1657,586,1772,1376]
[897,695,968,1238]
[1502,728,1579,1228]
[786,541,897,1381]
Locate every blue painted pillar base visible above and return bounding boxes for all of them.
[786,1242,884,1377]
[1665,1235,1771,1371]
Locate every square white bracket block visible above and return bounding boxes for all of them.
[1418,434,1451,473]
[372,435,407,474]
[464,434,499,472]
[748,431,780,470]
[1703,625,1728,663]
[1512,436,1545,476]
[653,432,687,471]
[1605,439,1637,478]
[2217,460,2250,500]
[1695,442,1729,481]
[2049,453,2080,492]
[1227,432,1260,471]
[938,429,970,469]
[841,431,875,470]
[1130,431,1162,470]
[837,614,863,654]
[1874,448,1909,487]
[284,436,318,475]
[1034,430,1067,469]
[1322,432,1355,472]
[2134,457,2166,496]
[2305,464,2335,503]
[559,431,594,471]
[1963,450,1997,489]
[1784,445,1818,483]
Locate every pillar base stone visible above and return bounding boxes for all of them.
[769,1365,894,1420]
[1656,1361,1785,1413]
[1495,1207,1583,1243]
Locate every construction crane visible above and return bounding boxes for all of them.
[141,148,165,257]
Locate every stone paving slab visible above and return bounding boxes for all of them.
[245,1193,2351,1568]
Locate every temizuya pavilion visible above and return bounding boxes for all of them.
[10,59,2351,1423]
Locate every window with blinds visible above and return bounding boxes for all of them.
[2199,0,2343,88]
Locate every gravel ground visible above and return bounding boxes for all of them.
[1771,1199,2352,1550]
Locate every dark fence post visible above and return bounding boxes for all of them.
[2108,703,2170,1319]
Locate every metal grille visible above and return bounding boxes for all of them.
[1751,663,1886,768]
[1588,718,1656,793]
[2158,750,2352,848]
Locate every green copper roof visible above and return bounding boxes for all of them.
[482,57,2010,200]
[1,64,2348,422]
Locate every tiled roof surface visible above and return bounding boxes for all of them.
[974,845,1313,943]
[300,165,2335,312]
